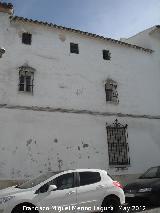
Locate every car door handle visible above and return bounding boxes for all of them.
[66,191,76,195]
[96,185,105,190]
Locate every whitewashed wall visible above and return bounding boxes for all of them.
[0,14,159,115]
[0,12,160,180]
[0,108,160,180]
[124,26,160,51]
[124,26,160,69]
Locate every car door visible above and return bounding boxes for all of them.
[76,171,104,212]
[36,172,77,213]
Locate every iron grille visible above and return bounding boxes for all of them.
[106,119,130,166]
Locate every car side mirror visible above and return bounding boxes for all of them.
[48,185,57,192]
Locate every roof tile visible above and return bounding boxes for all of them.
[0,1,13,9]
[10,15,153,53]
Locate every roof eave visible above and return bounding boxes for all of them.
[10,16,153,54]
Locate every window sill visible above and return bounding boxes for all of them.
[70,52,79,55]
[109,164,130,170]
[106,100,119,105]
[18,91,33,96]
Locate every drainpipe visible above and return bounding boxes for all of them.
[0,47,5,58]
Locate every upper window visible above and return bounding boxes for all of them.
[0,48,5,58]
[105,79,119,104]
[18,65,35,93]
[70,43,79,54]
[22,33,32,45]
[103,50,111,60]
[79,172,101,186]
[106,119,130,167]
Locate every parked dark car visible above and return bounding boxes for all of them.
[124,166,160,205]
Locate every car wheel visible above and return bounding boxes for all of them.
[102,197,120,213]
[11,203,39,213]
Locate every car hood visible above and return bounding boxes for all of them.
[124,178,160,191]
[0,186,31,197]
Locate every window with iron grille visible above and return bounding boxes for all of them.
[22,33,32,45]
[106,119,130,167]
[103,50,111,60]
[70,43,79,54]
[18,66,35,93]
[105,79,119,103]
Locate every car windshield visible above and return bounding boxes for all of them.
[140,166,160,179]
[16,171,62,189]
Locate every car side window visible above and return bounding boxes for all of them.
[36,183,49,194]
[50,173,75,190]
[37,173,75,193]
[79,172,101,186]
[144,167,158,178]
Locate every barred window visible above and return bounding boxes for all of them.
[0,48,5,58]
[22,33,32,45]
[18,65,35,93]
[106,119,130,167]
[103,50,111,60]
[105,79,119,103]
[70,43,79,54]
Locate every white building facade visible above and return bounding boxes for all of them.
[0,2,160,183]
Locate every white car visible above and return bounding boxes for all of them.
[0,169,125,213]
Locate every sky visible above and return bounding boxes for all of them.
[4,0,160,39]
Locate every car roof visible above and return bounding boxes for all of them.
[48,168,107,174]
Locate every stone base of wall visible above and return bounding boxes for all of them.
[0,180,24,190]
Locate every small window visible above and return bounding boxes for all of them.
[70,43,79,54]
[103,50,111,60]
[18,66,35,93]
[105,79,119,103]
[106,89,113,102]
[79,172,101,186]
[22,33,32,45]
